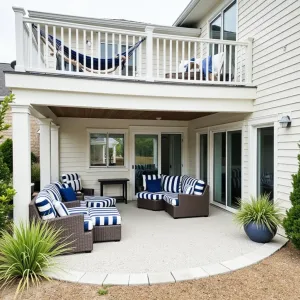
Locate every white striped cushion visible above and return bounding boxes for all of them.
[194,180,206,195]
[68,207,89,215]
[184,185,194,194]
[181,175,197,193]
[53,200,69,217]
[61,173,80,183]
[44,184,62,202]
[89,207,121,226]
[35,191,57,220]
[161,175,182,193]
[136,191,165,200]
[142,174,161,191]
[84,215,93,231]
[84,196,116,208]
[163,194,179,206]
[63,179,82,192]
[53,181,64,190]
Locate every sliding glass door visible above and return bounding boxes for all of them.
[213,130,242,210]
[199,134,208,183]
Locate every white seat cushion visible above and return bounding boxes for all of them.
[68,207,89,215]
[89,207,121,226]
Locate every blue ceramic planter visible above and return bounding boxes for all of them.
[244,222,276,243]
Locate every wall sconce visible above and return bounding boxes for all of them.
[86,40,92,47]
[279,115,291,128]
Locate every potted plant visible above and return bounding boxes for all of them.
[234,194,283,243]
[31,163,40,192]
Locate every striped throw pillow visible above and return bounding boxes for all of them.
[161,175,181,193]
[63,179,82,192]
[61,173,80,183]
[194,180,206,195]
[44,184,62,202]
[53,200,69,217]
[35,191,57,220]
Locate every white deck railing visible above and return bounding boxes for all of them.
[14,8,253,85]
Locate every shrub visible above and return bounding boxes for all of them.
[0,221,71,295]
[0,138,13,173]
[31,152,39,164]
[234,194,283,234]
[31,163,40,183]
[283,149,300,249]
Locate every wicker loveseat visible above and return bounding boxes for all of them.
[29,197,93,254]
[137,175,209,218]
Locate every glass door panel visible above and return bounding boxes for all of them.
[227,130,242,209]
[200,134,208,183]
[134,135,158,193]
[213,132,226,205]
[257,127,274,201]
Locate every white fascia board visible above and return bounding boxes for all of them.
[28,10,201,37]
[5,73,256,102]
[173,0,200,26]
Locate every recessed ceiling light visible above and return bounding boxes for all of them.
[156,117,162,120]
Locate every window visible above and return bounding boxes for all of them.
[257,127,274,201]
[90,132,125,167]
[199,134,208,183]
[209,1,237,41]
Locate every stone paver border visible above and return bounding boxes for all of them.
[48,235,288,286]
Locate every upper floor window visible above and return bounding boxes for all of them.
[210,1,237,41]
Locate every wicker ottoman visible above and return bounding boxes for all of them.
[89,207,121,242]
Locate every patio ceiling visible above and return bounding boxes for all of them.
[49,106,215,121]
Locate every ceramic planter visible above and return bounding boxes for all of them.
[244,221,277,243]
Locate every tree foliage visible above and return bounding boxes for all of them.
[0,94,15,233]
[283,147,300,249]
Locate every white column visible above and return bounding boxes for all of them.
[13,7,26,72]
[39,118,52,188]
[11,104,31,224]
[153,137,158,168]
[51,124,60,182]
[145,26,154,81]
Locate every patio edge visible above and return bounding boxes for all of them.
[47,235,288,286]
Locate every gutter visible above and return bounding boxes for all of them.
[28,10,201,37]
[173,0,200,26]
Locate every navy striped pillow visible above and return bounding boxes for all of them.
[161,175,181,193]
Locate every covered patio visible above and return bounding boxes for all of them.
[52,202,287,285]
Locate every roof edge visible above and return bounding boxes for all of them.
[173,0,200,26]
[28,10,201,37]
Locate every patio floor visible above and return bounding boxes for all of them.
[56,202,284,275]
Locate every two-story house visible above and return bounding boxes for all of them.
[5,0,299,223]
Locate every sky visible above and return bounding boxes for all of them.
[0,0,190,63]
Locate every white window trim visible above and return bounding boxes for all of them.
[195,128,209,182]
[207,121,244,213]
[248,119,278,203]
[208,0,238,41]
[86,128,128,170]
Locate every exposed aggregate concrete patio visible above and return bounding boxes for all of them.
[52,202,287,285]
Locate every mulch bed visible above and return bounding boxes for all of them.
[1,242,300,300]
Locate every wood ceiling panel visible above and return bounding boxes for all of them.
[49,106,214,121]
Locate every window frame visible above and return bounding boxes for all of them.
[208,0,237,41]
[87,128,128,169]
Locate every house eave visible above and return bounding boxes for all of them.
[27,10,201,37]
[173,0,200,26]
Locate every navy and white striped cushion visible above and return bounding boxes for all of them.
[68,207,89,215]
[181,175,197,193]
[44,184,62,202]
[194,180,206,195]
[142,174,161,190]
[53,200,69,217]
[161,175,182,193]
[163,194,179,206]
[89,207,121,226]
[62,179,82,192]
[53,181,64,190]
[35,191,57,220]
[136,191,165,200]
[84,215,93,231]
[61,173,80,183]
[84,196,116,208]
[184,185,194,194]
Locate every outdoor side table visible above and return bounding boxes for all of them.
[98,178,130,204]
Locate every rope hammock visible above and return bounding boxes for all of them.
[32,24,146,74]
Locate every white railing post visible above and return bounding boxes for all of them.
[246,37,253,84]
[13,7,26,72]
[145,26,154,81]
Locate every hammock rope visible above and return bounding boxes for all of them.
[32,24,146,74]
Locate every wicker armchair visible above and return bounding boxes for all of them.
[61,173,95,196]
[29,198,93,254]
[164,186,210,219]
